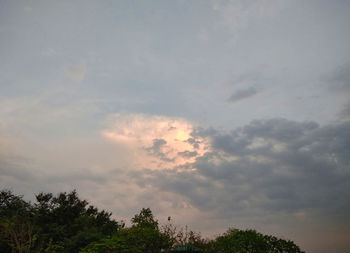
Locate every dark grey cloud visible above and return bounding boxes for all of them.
[228,87,258,103]
[146,138,174,162]
[148,139,167,154]
[186,138,201,149]
[177,150,198,158]
[132,119,350,222]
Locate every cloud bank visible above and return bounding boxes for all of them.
[137,118,350,219]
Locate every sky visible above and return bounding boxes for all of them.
[1,0,350,252]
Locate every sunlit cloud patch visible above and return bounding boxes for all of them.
[102,114,209,170]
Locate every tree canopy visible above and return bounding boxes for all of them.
[0,189,304,253]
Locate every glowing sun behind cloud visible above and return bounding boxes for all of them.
[102,114,209,170]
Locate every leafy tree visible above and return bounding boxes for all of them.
[33,190,119,252]
[131,207,159,229]
[1,189,305,253]
[129,208,172,252]
[206,228,303,253]
[1,189,119,253]
[79,234,140,253]
[264,234,304,253]
[82,208,171,253]
[0,190,38,253]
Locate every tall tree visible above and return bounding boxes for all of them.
[0,190,38,253]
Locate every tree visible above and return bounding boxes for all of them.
[0,190,38,253]
[128,208,171,252]
[206,228,303,253]
[131,208,159,229]
[79,234,140,253]
[81,208,172,253]
[33,190,119,252]
[264,234,304,253]
[162,223,206,250]
[1,189,305,253]
[0,189,120,253]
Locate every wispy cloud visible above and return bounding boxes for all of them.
[228,87,257,102]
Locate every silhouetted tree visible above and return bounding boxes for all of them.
[34,190,119,252]
[0,190,38,253]
[0,189,119,253]
[1,189,304,253]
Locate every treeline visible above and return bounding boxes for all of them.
[0,189,304,253]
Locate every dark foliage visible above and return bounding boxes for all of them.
[206,228,304,253]
[0,190,38,253]
[1,189,119,253]
[0,189,304,253]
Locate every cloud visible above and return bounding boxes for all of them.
[147,138,174,162]
[102,113,209,170]
[178,150,198,158]
[226,68,267,103]
[228,87,257,102]
[66,61,87,82]
[128,119,350,223]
